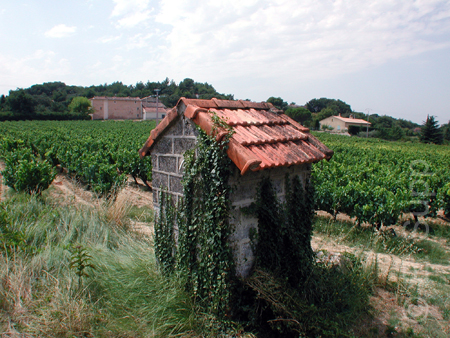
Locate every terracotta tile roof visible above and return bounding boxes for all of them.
[140,98,333,175]
[91,96,141,101]
[334,115,371,125]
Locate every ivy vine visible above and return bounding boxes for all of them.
[155,115,235,317]
[154,190,176,275]
[253,174,315,287]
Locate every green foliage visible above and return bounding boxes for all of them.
[69,244,96,290]
[2,147,55,195]
[6,89,35,117]
[0,120,155,197]
[1,79,234,120]
[244,254,376,336]
[252,175,315,287]
[444,122,450,141]
[442,182,450,217]
[266,96,288,111]
[285,107,312,125]
[389,124,405,140]
[312,133,450,228]
[154,191,176,275]
[181,129,235,316]
[420,115,443,145]
[155,126,235,318]
[0,208,30,254]
[306,97,352,115]
[321,124,333,131]
[68,96,93,116]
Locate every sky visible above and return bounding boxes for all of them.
[1,0,450,125]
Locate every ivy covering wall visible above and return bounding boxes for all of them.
[155,128,235,316]
[252,174,315,287]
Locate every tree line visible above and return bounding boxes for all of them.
[268,96,449,144]
[1,79,448,144]
[0,78,234,121]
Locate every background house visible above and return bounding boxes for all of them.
[90,96,169,120]
[90,96,142,120]
[141,96,170,120]
[139,98,333,277]
[320,114,371,132]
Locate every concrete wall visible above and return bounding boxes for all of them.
[91,97,142,120]
[144,112,167,120]
[228,163,311,278]
[319,116,347,132]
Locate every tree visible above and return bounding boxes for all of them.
[68,97,93,116]
[6,89,35,117]
[443,121,450,142]
[316,107,335,121]
[266,97,288,111]
[0,94,5,110]
[420,115,443,145]
[306,98,351,115]
[389,124,404,141]
[285,107,312,125]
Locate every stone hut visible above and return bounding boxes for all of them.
[139,98,333,278]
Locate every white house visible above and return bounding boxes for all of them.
[320,114,371,133]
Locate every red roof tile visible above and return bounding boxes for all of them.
[140,98,333,175]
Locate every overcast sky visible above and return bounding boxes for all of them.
[1,0,450,124]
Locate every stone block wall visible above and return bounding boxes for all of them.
[151,115,198,215]
[228,163,311,278]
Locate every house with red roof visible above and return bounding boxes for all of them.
[139,98,333,277]
[90,96,170,120]
[320,114,371,133]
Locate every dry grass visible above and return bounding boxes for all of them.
[100,192,132,228]
[0,254,98,337]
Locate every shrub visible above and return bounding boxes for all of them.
[442,182,450,217]
[1,147,55,195]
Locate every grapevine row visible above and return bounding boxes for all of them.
[0,120,155,197]
[312,133,450,228]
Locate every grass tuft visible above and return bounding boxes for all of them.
[0,192,220,337]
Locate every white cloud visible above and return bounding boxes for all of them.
[0,50,71,92]
[151,0,450,82]
[111,0,153,28]
[125,33,155,49]
[99,34,123,43]
[45,24,77,38]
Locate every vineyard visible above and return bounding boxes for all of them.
[0,120,155,197]
[1,121,450,336]
[312,132,450,229]
[0,121,449,224]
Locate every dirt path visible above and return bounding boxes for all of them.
[312,236,450,283]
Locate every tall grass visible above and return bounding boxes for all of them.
[0,192,214,337]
